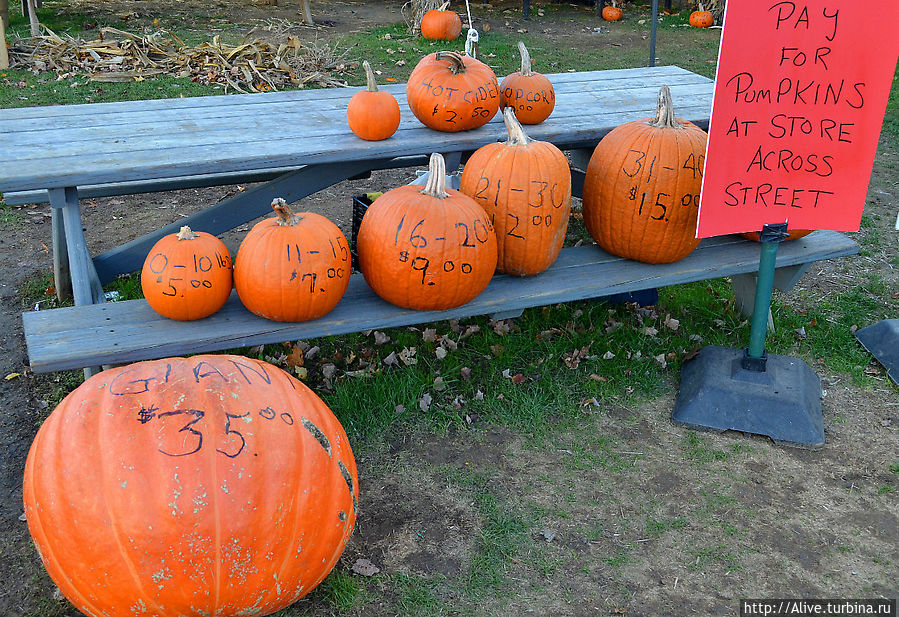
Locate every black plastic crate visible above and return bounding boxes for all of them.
[350,193,374,270]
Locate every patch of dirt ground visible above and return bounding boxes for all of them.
[1,1,897,616]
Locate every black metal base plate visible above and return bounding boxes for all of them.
[855,319,899,386]
[673,346,824,448]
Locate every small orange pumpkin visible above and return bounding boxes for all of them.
[347,60,401,141]
[741,229,812,242]
[499,41,555,125]
[24,354,358,617]
[420,1,463,40]
[460,108,571,276]
[689,3,714,27]
[406,50,500,132]
[234,198,351,321]
[582,85,708,264]
[357,153,498,310]
[602,0,623,21]
[140,226,233,320]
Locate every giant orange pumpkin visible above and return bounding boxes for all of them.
[582,85,708,264]
[460,107,571,276]
[23,354,358,617]
[347,60,401,141]
[406,50,500,132]
[357,153,498,310]
[420,1,462,40]
[499,41,555,125]
[141,226,233,320]
[234,198,351,322]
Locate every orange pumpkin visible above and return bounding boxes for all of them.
[602,1,623,21]
[140,226,232,320]
[460,108,571,276]
[582,85,708,264]
[420,1,462,40]
[689,3,714,27]
[499,41,555,125]
[741,229,812,242]
[23,354,358,617]
[357,153,498,310]
[406,50,500,132]
[347,60,401,141]
[234,198,350,321]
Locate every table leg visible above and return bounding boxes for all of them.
[50,208,72,303]
[48,186,105,378]
[48,187,104,306]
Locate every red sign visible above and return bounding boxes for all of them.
[697,0,899,238]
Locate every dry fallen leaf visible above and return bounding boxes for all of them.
[320,363,336,379]
[383,351,399,366]
[293,366,308,380]
[399,347,417,366]
[460,366,472,381]
[589,373,609,382]
[643,326,659,337]
[422,328,438,342]
[490,344,504,356]
[5,372,21,380]
[602,351,615,360]
[285,346,305,368]
[653,354,667,369]
[419,393,432,412]
[511,373,526,384]
[435,347,448,360]
[304,345,320,360]
[373,330,391,345]
[663,315,680,331]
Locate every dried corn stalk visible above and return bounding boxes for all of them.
[401,0,442,34]
[7,25,350,93]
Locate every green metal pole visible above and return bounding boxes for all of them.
[747,239,779,358]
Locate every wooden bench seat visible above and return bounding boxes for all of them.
[23,230,858,373]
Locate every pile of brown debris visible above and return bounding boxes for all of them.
[7,24,351,92]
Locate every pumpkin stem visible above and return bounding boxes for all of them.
[517,41,533,76]
[647,85,683,129]
[698,1,705,11]
[176,226,200,240]
[611,0,617,7]
[438,1,450,10]
[503,107,532,146]
[420,153,449,199]
[362,60,379,92]
[271,197,301,226]
[435,50,467,76]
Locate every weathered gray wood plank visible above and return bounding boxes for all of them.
[3,71,710,139]
[0,65,696,121]
[0,101,712,193]
[3,80,713,158]
[23,231,859,373]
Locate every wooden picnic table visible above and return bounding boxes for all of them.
[0,65,859,373]
[1,65,714,305]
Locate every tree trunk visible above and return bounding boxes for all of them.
[0,15,9,70]
[1,0,9,29]
[299,0,313,25]
[26,0,40,37]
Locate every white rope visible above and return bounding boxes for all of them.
[465,29,479,58]
[462,0,477,58]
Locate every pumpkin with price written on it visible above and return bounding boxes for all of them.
[357,153,498,310]
[689,3,714,28]
[141,225,232,321]
[582,84,708,264]
[499,42,555,125]
[234,197,351,322]
[23,354,358,617]
[460,107,571,276]
[406,50,500,132]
